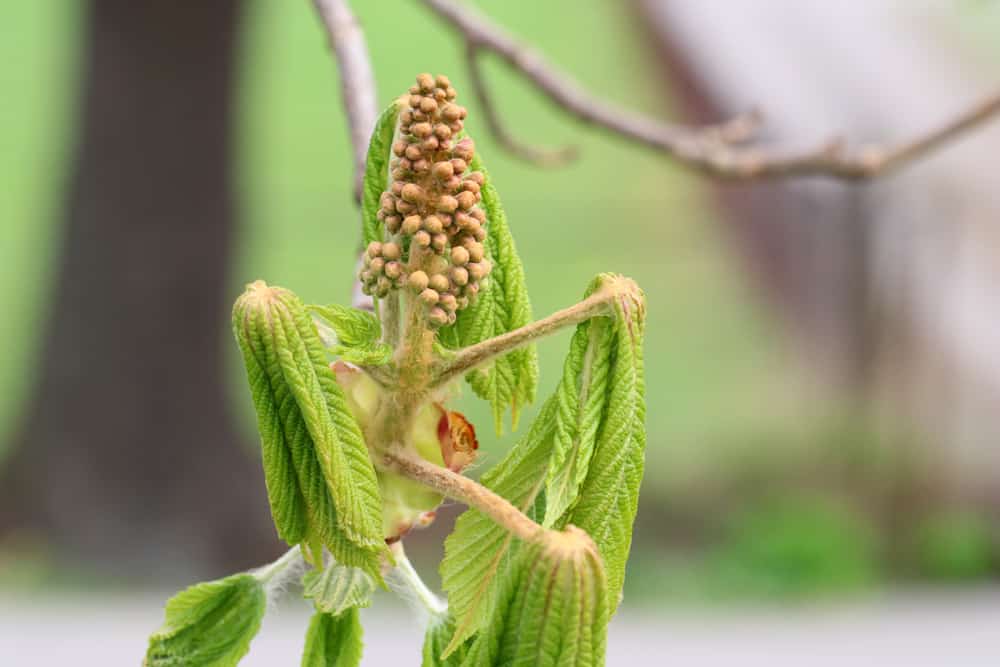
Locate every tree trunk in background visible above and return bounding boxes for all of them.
[0,0,279,578]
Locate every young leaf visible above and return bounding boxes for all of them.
[303,563,376,617]
[543,315,614,525]
[309,303,392,366]
[362,101,402,246]
[233,281,386,580]
[301,608,364,667]
[466,527,609,667]
[421,615,471,667]
[557,274,647,607]
[438,154,538,433]
[439,398,557,655]
[145,573,266,667]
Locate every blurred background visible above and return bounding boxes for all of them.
[2,0,1000,664]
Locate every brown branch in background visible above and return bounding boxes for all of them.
[466,42,579,167]
[311,0,377,310]
[312,0,378,202]
[420,0,1000,181]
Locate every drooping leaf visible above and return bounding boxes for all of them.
[145,573,266,667]
[543,315,614,525]
[303,563,376,617]
[309,303,392,366]
[301,608,364,667]
[465,528,609,667]
[362,101,402,247]
[233,281,386,580]
[556,274,647,607]
[421,614,471,667]
[438,154,538,433]
[439,398,556,655]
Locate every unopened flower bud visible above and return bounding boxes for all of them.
[413,230,431,248]
[437,195,458,213]
[392,140,407,157]
[416,72,435,92]
[457,191,476,210]
[376,276,392,295]
[441,104,462,122]
[431,233,448,252]
[467,262,488,281]
[411,122,432,138]
[401,183,424,203]
[369,257,385,274]
[451,246,470,265]
[451,266,469,286]
[420,97,438,114]
[408,270,429,292]
[405,144,422,161]
[432,160,454,181]
[382,242,401,261]
[421,136,440,152]
[423,215,444,234]
[434,123,452,140]
[395,199,416,215]
[454,138,475,162]
[402,215,422,235]
[409,94,423,109]
[366,241,382,257]
[419,288,439,306]
[429,274,450,292]
[451,158,468,174]
[435,74,451,89]
[413,159,430,174]
[468,243,485,263]
[385,261,402,280]
[439,293,458,312]
[385,215,401,233]
[428,307,449,327]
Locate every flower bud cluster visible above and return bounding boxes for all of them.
[363,73,494,327]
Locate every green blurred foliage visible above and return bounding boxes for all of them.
[910,512,996,582]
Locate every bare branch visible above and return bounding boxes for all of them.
[312,0,378,201]
[466,42,579,167]
[419,0,1000,181]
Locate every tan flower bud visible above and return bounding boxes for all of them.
[451,266,469,286]
[409,94,423,109]
[456,295,470,310]
[376,276,392,296]
[434,123,452,140]
[382,242,401,261]
[395,199,416,215]
[432,160,454,181]
[428,306,449,327]
[401,183,424,203]
[429,274,450,292]
[408,270,429,292]
[456,191,476,211]
[416,72,435,92]
[413,230,431,248]
[473,225,487,241]
[445,86,457,100]
[419,288,439,306]
[421,136,440,152]
[466,171,485,186]
[385,261,402,280]
[453,138,475,162]
[412,110,428,122]
[468,242,484,263]
[391,167,407,181]
[399,109,413,124]
[462,180,481,195]
[408,84,420,95]
[426,254,449,275]
[413,159,430,174]
[471,208,486,223]
[439,293,458,312]
[402,215,422,235]
[448,120,464,134]
[392,140,408,157]
[431,233,448,252]
[437,195,458,213]
[441,103,462,122]
[420,97,438,114]
[385,216,402,234]
[411,122,432,138]
[423,215,444,234]
[445,176,463,193]
[435,74,451,89]
[467,262,487,281]
[398,157,412,171]
[405,144,423,161]
[391,181,404,196]
[451,246,470,265]
[450,158,467,174]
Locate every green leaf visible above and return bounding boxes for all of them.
[145,573,266,667]
[557,274,647,607]
[362,101,401,246]
[233,282,386,580]
[438,154,538,433]
[303,563,376,617]
[309,303,392,366]
[466,528,609,667]
[543,315,614,525]
[421,615,471,667]
[301,608,364,667]
[439,398,556,655]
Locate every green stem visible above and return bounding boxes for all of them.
[388,541,448,616]
[253,545,302,584]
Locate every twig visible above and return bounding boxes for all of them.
[312,0,378,202]
[419,0,1000,181]
[466,42,578,167]
[432,285,615,388]
[384,448,543,543]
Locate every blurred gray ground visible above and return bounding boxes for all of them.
[1,590,998,665]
